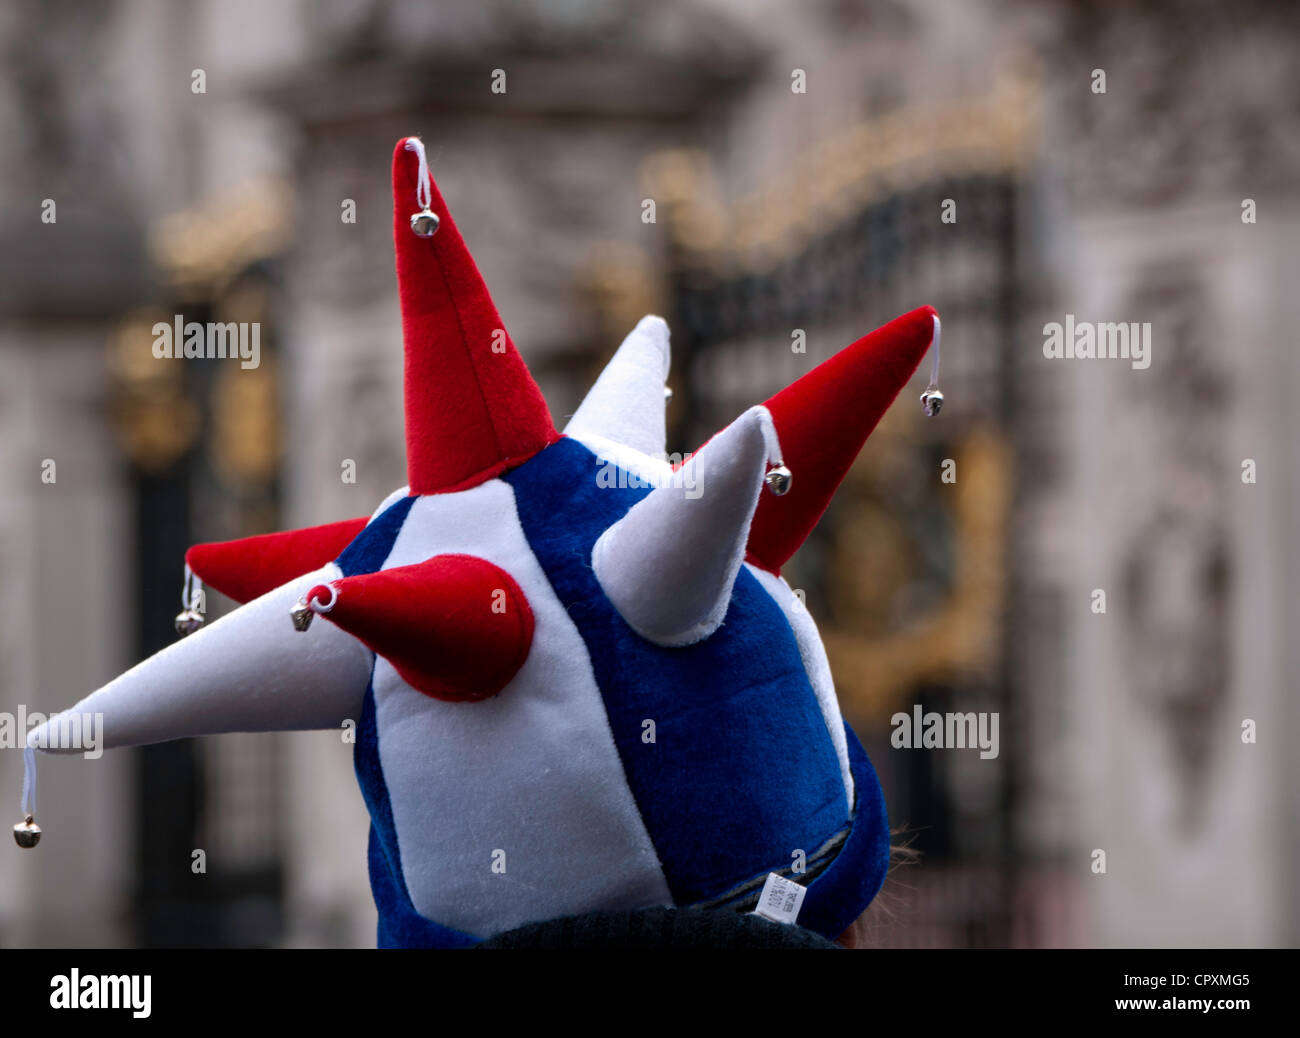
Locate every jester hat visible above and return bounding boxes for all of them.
[27,137,941,947]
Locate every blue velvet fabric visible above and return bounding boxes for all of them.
[336,494,416,578]
[796,722,891,939]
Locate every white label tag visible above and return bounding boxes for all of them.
[752,872,806,925]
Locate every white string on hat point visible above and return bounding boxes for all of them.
[404,137,433,213]
[182,563,203,612]
[919,314,944,417]
[308,582,339,615]
[929,314,942,388]
[21,744,36,820]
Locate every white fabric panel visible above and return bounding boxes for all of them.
[28,563,372,752]
[373,478,673,937]
[747,565,855,812]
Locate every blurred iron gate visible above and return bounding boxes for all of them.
[650,118,1045,945]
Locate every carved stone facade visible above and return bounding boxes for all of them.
[1022,0,1300,946]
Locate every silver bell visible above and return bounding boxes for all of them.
[920,385,944,417]
[765,463,793,496]
[13,814,40,849]
[290,598,315,632]
[410,209,440,237]
[174,609,205,637]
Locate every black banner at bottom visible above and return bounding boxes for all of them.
[0,948,1283,1024]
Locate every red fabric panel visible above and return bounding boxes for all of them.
[391,139,558,494]
[320,553,534,703]
[746,305,938,574]
[186,517,369,604]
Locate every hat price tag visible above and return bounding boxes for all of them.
[752,872,806,925]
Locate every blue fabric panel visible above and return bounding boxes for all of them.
[796,721,891,940]
[336,494,417,577]
[504,437,851,907]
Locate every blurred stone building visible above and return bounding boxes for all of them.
[1,0,1296,947]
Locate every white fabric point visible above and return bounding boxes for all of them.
[593,406,770,647]
[565,315,672,460]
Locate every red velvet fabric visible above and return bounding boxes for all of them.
[745,305,938,574]
[391,139,559,494]
[318,553,534,702]
[185,517,369,604]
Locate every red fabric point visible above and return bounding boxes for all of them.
[185,517,369,604]
[745,305,939,574]
[319,553,534,702]
[392,139,558,494]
